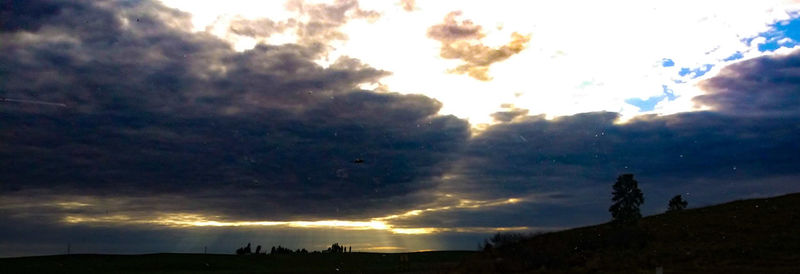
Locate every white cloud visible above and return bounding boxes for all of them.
[160,0,800,125]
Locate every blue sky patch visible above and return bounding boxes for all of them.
[626,96,665,112]
[662,85,677,101]
[723,52,744,62]
[662,58,675,67]
[755,14,800,52]
[625,86,678,112]
[678,64,714,79]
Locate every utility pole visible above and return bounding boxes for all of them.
[204,246,207,254]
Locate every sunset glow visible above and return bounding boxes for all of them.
[57,195,529,235]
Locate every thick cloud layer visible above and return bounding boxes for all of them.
[0,0,469,221]
[695,51,800,116]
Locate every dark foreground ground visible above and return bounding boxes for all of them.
[452,192,800,274]
[0,251,474,274]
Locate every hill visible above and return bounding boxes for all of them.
[452,192,800,273]
[0,251,474,274]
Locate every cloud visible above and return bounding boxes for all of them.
[226,0,379,53]
[441,62,800,224]
[426,11,484,42]
[454,110,800,197]
[0,0,65,33]
[491,107,529,122]
[286,0,379,47]
[399,0,416,12]
[695,50,800,116]
[427,11,531,81]
[0,0,469,223]
[407,49,800,229]
[228,17,296,38]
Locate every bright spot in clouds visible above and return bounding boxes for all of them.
[161,0,800,125]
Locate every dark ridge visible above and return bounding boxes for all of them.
[453,192,800,273]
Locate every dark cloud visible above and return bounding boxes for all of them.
[454,110,800,197]
[427,11,531,81]
[695,51,800,116]
[0,0,469,223]
[0,0,66,32]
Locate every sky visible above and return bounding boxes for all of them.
[1,0,800,256]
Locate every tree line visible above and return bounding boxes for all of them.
[235,242,352,255]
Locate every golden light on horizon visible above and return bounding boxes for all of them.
[62,213,530,235]
[58,195,528,235]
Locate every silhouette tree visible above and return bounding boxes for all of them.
[609,174,644,224]
[255,245,262,254]
[269,245,296,255]
[667,194,688,212]
[235,243,254,255]
[327,243,345,253]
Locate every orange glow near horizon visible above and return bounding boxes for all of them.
[59,195,528,235]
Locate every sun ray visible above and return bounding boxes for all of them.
[59,195,529,235]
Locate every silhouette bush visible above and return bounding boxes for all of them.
[235,243,253,255]
[667,194,688,212]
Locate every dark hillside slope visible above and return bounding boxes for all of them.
[454,193,800,273]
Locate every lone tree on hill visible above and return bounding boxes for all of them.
[609,174,644,224]
[667,194,688,212]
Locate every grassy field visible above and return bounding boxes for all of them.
[0,251,475,274]
[452,192,800,273]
